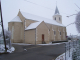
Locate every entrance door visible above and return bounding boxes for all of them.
[42,34,44,41]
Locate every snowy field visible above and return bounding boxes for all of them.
[0,44,15,53]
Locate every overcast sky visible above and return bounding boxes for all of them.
[1,0,80,35]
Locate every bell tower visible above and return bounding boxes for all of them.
[53,6,62,24]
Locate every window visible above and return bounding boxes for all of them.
[59,17,60,21]
[54,31,56,35]
[55,17,56,20]
[60,32,61,35]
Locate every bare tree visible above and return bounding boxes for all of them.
[1,30,11,39]
[75,12,80,33]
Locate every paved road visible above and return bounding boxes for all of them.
[0,43,65,60]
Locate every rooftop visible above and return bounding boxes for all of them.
[25,21,42,30]
[21,11,65,27]
[9,16,22,22]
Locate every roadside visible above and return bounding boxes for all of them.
[0,42,66,60]
[0,44,15,54]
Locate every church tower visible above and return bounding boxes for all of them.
[53,6,62,24]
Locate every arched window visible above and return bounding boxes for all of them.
[55,17,56,20]
[59,17,60,21]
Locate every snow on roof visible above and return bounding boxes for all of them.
[25,21,42,30]
[9,16,22,22]
[21,11,65,27]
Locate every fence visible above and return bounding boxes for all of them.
[55,40,80,60]
[65,40,80,60]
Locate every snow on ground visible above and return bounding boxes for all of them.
[12,42,66,46]
[0,44,15,53]
[12,43,32,45]
[37,42,66,46]
[24,49,27,51]
[0,44,5,53]
[55,48,73,60]
[7,47,15,53]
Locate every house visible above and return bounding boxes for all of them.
[8,6,67,44]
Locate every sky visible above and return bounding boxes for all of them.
[1,0,80,36]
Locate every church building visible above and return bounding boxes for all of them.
[8,6,67,44]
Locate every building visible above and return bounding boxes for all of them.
[8,6,67,44]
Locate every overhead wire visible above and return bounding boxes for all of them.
[74,3,80,10]
[24,0,54,10]
[24,0,70,15]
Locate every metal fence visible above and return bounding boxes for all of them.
[65,40,80,60]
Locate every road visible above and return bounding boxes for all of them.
[0,43,65,60]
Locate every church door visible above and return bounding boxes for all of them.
[42,34,44,42]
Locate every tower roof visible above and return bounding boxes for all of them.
[55,6,60,14]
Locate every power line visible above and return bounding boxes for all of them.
[66,22,75,27]
[24,0,54,10]
[74,3,80,10]
[66,14,77,17]
[24,0,70,15]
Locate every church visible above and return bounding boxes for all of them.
[8,6,67,44]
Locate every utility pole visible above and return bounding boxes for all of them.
[1,3,7,52]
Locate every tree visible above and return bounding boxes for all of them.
[0,29,11,39]
[75,12,80,33]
